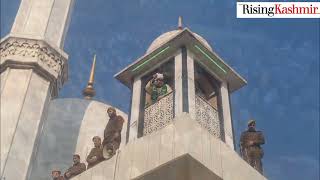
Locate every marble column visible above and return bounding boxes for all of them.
[0,0,74,179]
[186,50,196,120]
[220,82,234,149]
[128,77,142,142]
[174,49,183,115]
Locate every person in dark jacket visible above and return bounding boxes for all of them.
[102,107,124,159]
[86,136,105,169]
[240,120,265,174]
[64,154,86,179]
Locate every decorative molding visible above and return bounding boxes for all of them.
[0,36,68,97]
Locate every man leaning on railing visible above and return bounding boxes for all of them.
[145,72,172,106]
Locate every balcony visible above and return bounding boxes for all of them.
[195,95,222,139]
[143,92,174,135]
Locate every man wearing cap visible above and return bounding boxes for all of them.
[86,136,105,169]
[102,107,124,158]
[51,170,64,180]
[240,120,265,174]
[145,72,172,106]
[64,154,86,179]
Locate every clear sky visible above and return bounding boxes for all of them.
[1,0,319,179]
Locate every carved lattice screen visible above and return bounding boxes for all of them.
[195,95,222,139]
[143,92,174,135]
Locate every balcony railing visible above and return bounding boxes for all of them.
[195,95,222,139]
[143,92,174,135]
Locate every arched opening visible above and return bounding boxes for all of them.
[194,62,224,139]
[137,59,175,137]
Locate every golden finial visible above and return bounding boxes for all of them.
[83,54,96,100]
[178,16,183,30]
[88,54,96,85]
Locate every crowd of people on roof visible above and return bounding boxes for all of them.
[51,107,124,180]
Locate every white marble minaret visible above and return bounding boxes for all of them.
[0,0,74,179]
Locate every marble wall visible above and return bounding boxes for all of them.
[72,113,266,180]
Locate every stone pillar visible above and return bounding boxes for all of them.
[220,82,234,149]
[186,50,196,120]
[128,77,142,142]
[0,0,74,179]
[174,49,183,115]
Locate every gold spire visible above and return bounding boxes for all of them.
[88,54,96,85]
[178,16,183,30]
[83,54,96,100]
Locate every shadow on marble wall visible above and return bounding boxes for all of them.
[29,98,90,180]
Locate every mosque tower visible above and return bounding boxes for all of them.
[0,0,74,179]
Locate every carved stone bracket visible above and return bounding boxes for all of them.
[0,36,68,97]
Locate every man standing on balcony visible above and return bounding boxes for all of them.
[240,120,265,174]
[102,107,124,159]
[145,73,172,106]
